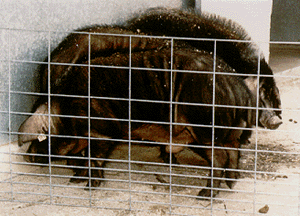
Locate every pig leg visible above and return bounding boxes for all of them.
[131,124,195,154]
[65,136,115,187]
[239,130,252,145]
[197,147,228,198]
[25,139,50,163]
[84,139,116,189]
[68,154,89,183]
[26,138,77,164]
[64,138,89,183]
[224,129,244,188]
[160,145,178,164]
[224,143,240,189]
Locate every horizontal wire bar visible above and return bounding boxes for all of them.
[2,24,299,213]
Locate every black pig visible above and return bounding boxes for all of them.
[19,47,257,198]
[18,8,282,198]
[39,26,170,94]
[36,8,282,133]
[125,7,282,131]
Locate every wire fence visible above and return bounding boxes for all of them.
[0,28,300,216]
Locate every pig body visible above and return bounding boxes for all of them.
[19,8,282,198]
[19,48,256,197]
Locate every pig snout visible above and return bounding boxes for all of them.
[259,110,282,130]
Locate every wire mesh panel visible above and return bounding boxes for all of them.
[1,8,300,216]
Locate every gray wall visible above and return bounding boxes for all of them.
[0,0,182,144]
[202,0,273,61]
[271,0,300,42]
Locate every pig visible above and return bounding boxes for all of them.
[18,7,282,198]
[125,7,282,131]
[19,47,257,198]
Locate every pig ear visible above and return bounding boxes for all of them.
[244,76,259,95]
[18,103,60,147]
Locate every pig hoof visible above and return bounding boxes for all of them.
[70,169,89,183]
[197,189,219,200]
[91,179,102,188]
[69,176,87,183]
[225,179,237,189]
[69,169,89,183]
[225,171,239,189]
[84,180,102,190]
[240,139,250,145]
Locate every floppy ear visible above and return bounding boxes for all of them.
[244,76,259,96]
[18,103,61,147]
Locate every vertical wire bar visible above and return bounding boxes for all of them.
[210,39,217,214]
[46,2,52,204]
[88,33,92,207]
[253,43,261,214]
[47,30,52,204]
[8,28,13,201]
[128,35,132,211]
[168,38,174,215]
[298,173,300,215]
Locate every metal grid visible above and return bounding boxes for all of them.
[1,27,300,216]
